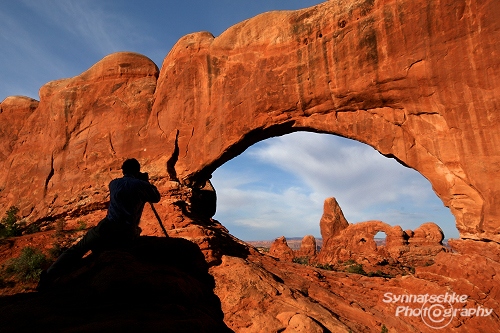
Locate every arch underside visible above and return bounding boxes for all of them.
[187,118,481,239]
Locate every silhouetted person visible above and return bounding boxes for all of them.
[39,158,160,289]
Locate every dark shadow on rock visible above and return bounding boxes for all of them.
[0,236,233,333]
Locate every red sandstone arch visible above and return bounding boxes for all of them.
[152,0,500,241]
[1,0,499,243]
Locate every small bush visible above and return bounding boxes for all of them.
[48,242,64,260]
[292,256,310,265]
[0,206,22,238]
[24,222,40,235]
[346,263,366,275]
[55,218,65,236]
[367,270,394,278]
[77,220,87,231]
[381,324,389,333]
[314,263,334,271]
[5,247,48,282]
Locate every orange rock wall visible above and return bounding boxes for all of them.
[1,0,500,243]
[0,53,161,221]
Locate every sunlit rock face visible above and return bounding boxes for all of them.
[0,52,159,225]
[317,219,446,266]
[1,0,500,332]
[269,236,295,261]
[296,235,317,258]
[151,0,500,242]
[0,0,500,240]
[1,0,499,242]
[320,197,349,241]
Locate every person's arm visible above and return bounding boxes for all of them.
[147,184,161,203]
[138,180,161,203]
[136,172,161,203]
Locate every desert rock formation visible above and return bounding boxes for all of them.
[269,236,296,261]
[320,197,349,240]
[317,198,446,266]
[1,0,500,332]
[0,0,499,242]
[317,219,446,266]
[296,234,318,258]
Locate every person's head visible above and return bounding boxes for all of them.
[121,158,141,177]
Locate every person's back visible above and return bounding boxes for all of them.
[107,174,160,227]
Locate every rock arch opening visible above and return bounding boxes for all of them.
[375,231,387,247]
[210,132,456,242]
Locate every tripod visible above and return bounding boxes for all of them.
[150,203,168,237]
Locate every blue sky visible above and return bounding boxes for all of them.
[0,1,458,240]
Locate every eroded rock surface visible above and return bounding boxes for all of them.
[296,235,317,258]
[269,236,295,261]
[0,0,499,332]
[0,0,499,241]
[320,197,349,241]
[317,220,446,266]
[211,244,500,333]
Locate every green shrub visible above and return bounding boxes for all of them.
[367,270,394,278]
[0,206,22,238]
[48,242,64,260]
[381,324,389,333]
[314,263,334,271]
[346,263,366,275]
[292,256,310,265]
[24,222,40,234]
[77,220,87,231]
[5,247,48,282]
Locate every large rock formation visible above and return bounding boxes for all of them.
[151,0,500,242]
[317,219,446,266]
[0,0,499,241]
[0,52,160,222]
[404,222,446,261]
[1,0,500,331]
[320,197,349,241]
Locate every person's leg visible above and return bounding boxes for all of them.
[46,219,105,277]
[38,218,136,291]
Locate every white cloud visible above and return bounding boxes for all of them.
[213,171,323,239]
[213,132,458,240]
[249,132,432,211]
